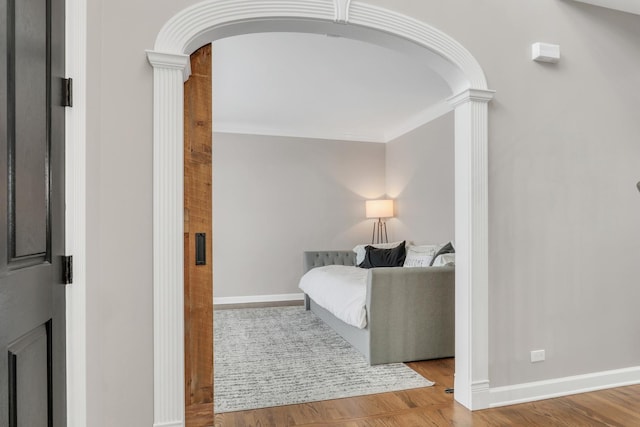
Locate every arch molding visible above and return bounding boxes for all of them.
[147,1,494,425]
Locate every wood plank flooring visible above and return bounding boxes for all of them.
[193,357,640,426]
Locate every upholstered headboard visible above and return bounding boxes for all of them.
[303,250,356,273]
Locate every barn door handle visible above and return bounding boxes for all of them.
[195,233,206,265]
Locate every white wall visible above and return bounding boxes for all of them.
[84,0,640,424]
[385,112,454,244]
[212,132,385,299]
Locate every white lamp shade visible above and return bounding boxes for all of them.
[366,199,394,219]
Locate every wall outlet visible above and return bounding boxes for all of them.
[531,349,545,363]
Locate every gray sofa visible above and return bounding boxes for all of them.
[303,251,455,365]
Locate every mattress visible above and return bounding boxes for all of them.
[298,265,368,329]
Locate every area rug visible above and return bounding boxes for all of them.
[214,306,434,413]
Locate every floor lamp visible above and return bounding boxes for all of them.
[366,199,394,244]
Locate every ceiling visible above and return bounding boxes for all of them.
[572,0,640,15]
[211,32,452,143]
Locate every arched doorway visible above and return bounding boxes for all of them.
[147,1,494,425]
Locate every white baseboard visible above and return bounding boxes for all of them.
[471,380,490,410]
[213,293,304,306]
[153,422,183,427]
[490,365,640,408]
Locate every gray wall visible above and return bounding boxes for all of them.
[385,112,454,244]
[84,0,640,424]
[212,133,385,298]
[368,0,640,388]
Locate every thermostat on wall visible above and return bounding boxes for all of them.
[532,42,560,63]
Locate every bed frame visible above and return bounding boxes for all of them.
[303,251,455,365]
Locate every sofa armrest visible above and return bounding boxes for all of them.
[366,266,455,364]
[302,251,356,309]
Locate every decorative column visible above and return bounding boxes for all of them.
[448,88,495,410]
[146,50,190,427]
[149,0,495,417]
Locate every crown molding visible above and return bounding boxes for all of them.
[214,99,457,145]
[214,123,385,143]
[384,101,453,142]
[571,0,640,15]
[215,101,457,144]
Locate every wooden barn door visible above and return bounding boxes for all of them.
[183,44,214,426]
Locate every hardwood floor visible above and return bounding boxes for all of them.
[193,357,640,426]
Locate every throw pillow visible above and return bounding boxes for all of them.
[402,244,438,267]
[353,240,407,265]
[431,253,455,267]
[359,241,406,269]
[429,241,455,266]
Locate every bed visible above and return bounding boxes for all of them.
[299,250,455,365]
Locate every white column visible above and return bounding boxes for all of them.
[448,88,494,410]
[146,51,190,427]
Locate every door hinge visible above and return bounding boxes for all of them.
[62,255,73,284]
[62,78,73,107]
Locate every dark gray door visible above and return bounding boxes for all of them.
[0,0,66,425]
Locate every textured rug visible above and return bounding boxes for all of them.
[214,306,434,413]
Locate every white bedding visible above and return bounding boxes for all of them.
[298,265,368,329]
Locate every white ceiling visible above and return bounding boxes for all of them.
[212,32,452,143]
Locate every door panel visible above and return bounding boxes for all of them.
[12,0,49,259]
[8,323,50,427]
[0,0,66,424]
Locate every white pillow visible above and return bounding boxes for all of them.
[432,253,455,267]
[352,241,407,265]
[403,244,438,267]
